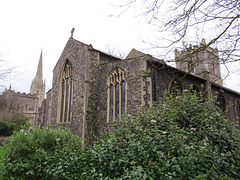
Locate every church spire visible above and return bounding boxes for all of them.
[35,50,43,81]
[30,50,45,107]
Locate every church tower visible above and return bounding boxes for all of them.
[30,50,45,107]
[175,38,222,84]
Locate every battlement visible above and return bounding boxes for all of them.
[2,89,38,99]
[175,38,222,85]
[175,38,219,59]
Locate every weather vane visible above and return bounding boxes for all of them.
[71,27,75,38]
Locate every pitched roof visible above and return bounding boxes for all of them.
[125,48,147,59]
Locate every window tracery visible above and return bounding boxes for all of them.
[59,60,72,123]
[108,67,126,122]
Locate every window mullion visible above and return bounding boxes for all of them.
[66,78,71,122]
[63,79,67,122]
[108,68,126,122]
[113,84,116,121]
[119,83,122,120]
[59,61,72,123]
[107,85,110,122]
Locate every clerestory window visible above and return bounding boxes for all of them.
[59,60,73,123]
[107,67,126,122]
[216,93,226,112]
[169,79,183,96]
[190,85,200,95]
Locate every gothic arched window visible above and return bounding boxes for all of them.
[169,79,183,96]
[236,100,240,128]
[107,67,126,122]
[59,60,73,123]
[190,85,200,95]
[216,93,226,112]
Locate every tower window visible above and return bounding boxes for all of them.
[188,61,194,73]
[108,67,126,122]
[59,60,73,123]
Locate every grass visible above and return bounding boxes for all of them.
[0,146,6,180]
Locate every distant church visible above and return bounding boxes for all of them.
[1,30,240,145]
[0,51,45,125]
[30,50,45,108]
[38,31,240,145]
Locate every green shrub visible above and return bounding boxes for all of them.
[0,146,6,179]
[3,126,82,179]
[0,121,14,136]
[0,112,29,136]
[85,91,240,179]
[2,91,240,179]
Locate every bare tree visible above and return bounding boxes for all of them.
[113,0,240,68]
[0,95,8,112]
[0,60,14,81]
[0,92,20,113]
[105,44,127,59]
[0,52,15,89]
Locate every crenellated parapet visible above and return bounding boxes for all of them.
[175,39,219,60]
[1,87,39,126]
[175,38,222,85]
[2,89,37,98]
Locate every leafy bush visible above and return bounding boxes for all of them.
[0,146,6,179]
[85,91,240,179]
[2,91,240,179]
[0,112,29,136]
[0,121,15,136]
[3,126,82,179]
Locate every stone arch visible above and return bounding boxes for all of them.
[190,84,200,95]
[216,93,226,112]
[107,67,126,122]
[58,59,73,123]
[169,79,183,96]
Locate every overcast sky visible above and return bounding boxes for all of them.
[0,0,240,94]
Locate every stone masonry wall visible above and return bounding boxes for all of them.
[153,64,240,126]
[50,38,90,137]
[46,37,240,143]
[85,51,148,142]
[153,65,206,100]
[1,90,38,125]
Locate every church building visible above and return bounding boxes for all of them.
[0,51,45,125]
[30,50,45,108]
[40,31,240,145]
